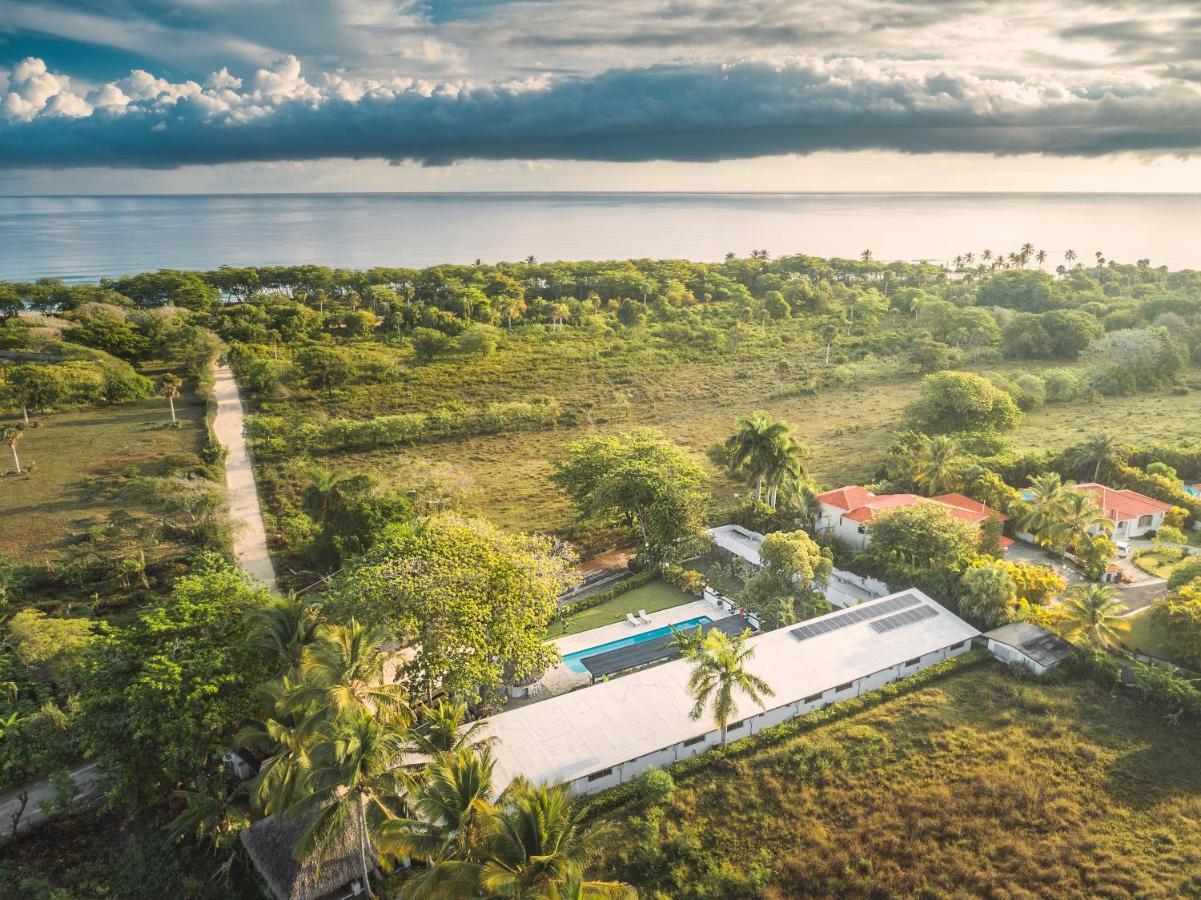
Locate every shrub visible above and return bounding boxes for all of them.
[639,766,676,804]
[905,371,1023,434]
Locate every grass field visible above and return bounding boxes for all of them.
[548,579,696,638]
[1133,548,1196,580]
[0,386,206,563]
[1123,608,1179,663]
[596,661,1201,899]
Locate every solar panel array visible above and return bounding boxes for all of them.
[869,604,939,633]
[790,592,922,642]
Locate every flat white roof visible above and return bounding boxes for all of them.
[707,524,763,566]
[483,589,978,789]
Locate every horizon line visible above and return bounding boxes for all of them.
[5,189,1201,199]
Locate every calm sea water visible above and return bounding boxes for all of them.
[2,192,1200,282]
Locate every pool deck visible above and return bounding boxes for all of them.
[536,598,721,697]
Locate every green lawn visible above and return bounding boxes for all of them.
[548,579,695,638]
[596,660,1201,898]
[1133,548,1195,580]
[0,387,206,562]
[1123,608,1178,663]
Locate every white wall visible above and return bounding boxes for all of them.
[565,640,974,795]
[985,638,1049,676]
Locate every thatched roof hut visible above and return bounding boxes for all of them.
[240,815,376,900]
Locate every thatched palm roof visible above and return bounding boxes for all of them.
[241,815,375,900]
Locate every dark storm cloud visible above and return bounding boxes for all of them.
[6,59,1201,169]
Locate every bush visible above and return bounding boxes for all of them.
[639,766,676,804]
[905,371,1023,434]
[412,327,453,360]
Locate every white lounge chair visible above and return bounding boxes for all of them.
[626,613,641,627]
[638,609,653,624]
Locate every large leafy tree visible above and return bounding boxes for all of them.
[686,629,774,745]
[77,557,273,810]
[551,429,709,556]
[1153,581,1201,669]
[739,530,832,628]
[905,371,1023,434]
[859,502,980,601]
[325,514,573,701]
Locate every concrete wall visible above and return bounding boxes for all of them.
[564,639,975,796]
[985,638,1050,676]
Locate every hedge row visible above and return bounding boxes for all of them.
[556,569,658,620]
[246,396,562,455]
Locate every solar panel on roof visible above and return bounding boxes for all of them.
[869,604,939,634]
[790,593,923,641]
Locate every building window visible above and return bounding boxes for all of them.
[904,657,921,667]
[835,681,853,693]
[1138,514,1153,527]
[857,525,867,534]
[802,692,823,704]
[727,719,745,731]
[586,768,613,782]
[683,735,705,747]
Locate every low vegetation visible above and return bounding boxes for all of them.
[595,661,1201,899]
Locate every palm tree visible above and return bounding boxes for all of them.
[666,623,707,659]
[764,435,807,508]
[240,705,313,817]
[479,779,632,899]
[722,413,803,508]
[302,468,357,520]
[1064,248,1077,264]
[409,700,493,756]
[860,249,873,262]
[686,629,774,745]
[290,620,410,733]
[4,424,24,474]
[1036,249,1047,268]
[1047,489,1114,550]
[377,747,499,897]
[159,373,182,426]
[913,435,964,496]
[1015,472,1071,547]
[1067,432,1127,483]
[248,593,317,676]
[818,322,838,365]
[1062,583,1129,648]
[288,711,410,900]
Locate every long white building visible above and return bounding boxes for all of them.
[483,589,978,796]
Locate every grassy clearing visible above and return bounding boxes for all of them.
[548,579,696,638]
[596,662,1201,899]
[252,323,1201,539]
[0,384,205,563]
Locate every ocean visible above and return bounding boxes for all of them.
[2,192,1200,282]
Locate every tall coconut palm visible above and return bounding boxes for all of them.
[686,629,774,745]
[1036,249,1047,268]
[1061,583,1129,648]
[1067,432,1127,483]
[248,593,317,676]
[240,709,313,817]
[159,373,182,426]
[1048,489,1114,550]
[288,711,410,900]
[290,620,410,734]
[818,322,838,365]
[479,779,632,899]
[4,424,24,474]
[409,700,493,757]
[723,413,803,508]
[376,746,499,897]
[764,435,807,508]
[1064,248,1077,264]
[913,435,964,496]
[1015,472,1071,547]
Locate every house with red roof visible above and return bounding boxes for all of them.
[815,486,1010,551]
[1073,483,1171,539]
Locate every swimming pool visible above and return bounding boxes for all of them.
[560,616,713,674]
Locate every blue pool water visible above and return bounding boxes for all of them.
[1185,485,1201,497]
[561,616,713,674]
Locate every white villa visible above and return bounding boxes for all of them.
[482,588,978,796]
[815,486,1011,552]
[1065,483,1170,540]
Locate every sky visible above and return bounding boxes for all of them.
[3,0,1201,193]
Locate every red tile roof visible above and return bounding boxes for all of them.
[1076,483,1172,521]
[931,493,1009,522]
[815,485,875,511]
[842,494,922,524]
